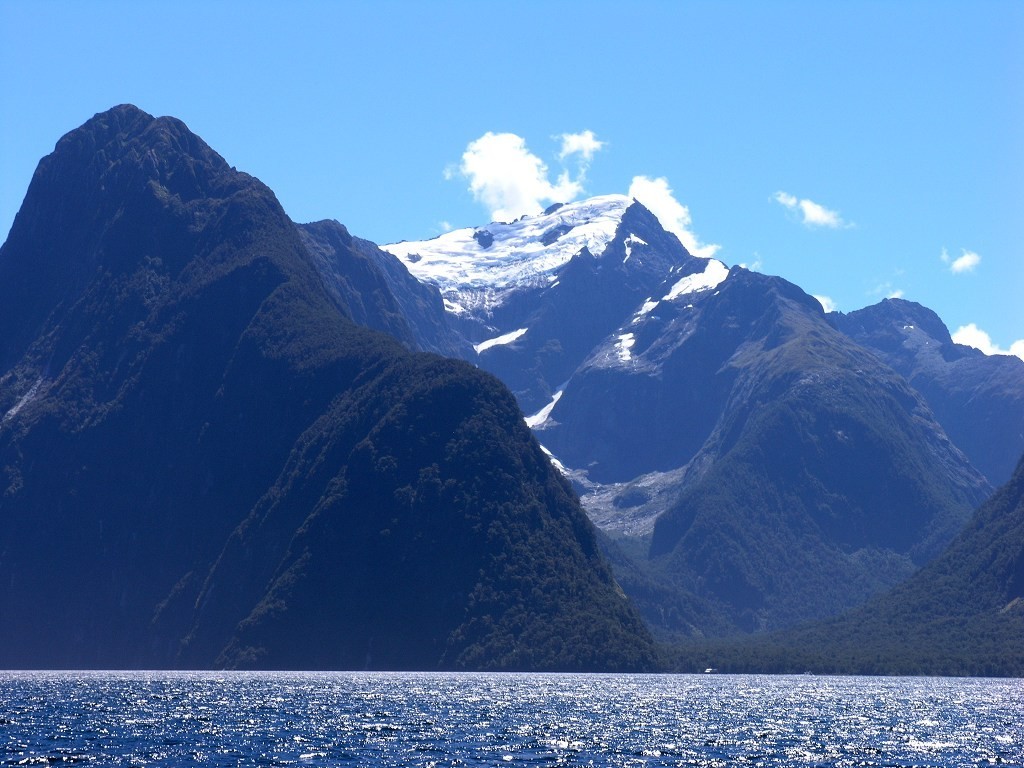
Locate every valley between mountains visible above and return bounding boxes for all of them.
[1,106,1021,674]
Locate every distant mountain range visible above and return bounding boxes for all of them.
[1,105,1022,672]
[382,199,1021,636]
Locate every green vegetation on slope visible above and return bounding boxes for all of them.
[0,105,655,671]
[662,454,1024,676]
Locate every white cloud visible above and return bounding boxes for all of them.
[774,191,798,209]
[458,132,583,222]
[941,247,981,274]
[556,130,604,192]
[813,294,838,313]
[869,281,905,301]
[628,176,720,259]
[739,255,764,272]
[952,323,1024,361]
[773,190,848,228]
[558,130,605,162]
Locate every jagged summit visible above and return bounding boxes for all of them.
[382,194,721,319]
[50,104,234,194]
[831,297,955,350]
[379,192,718,412]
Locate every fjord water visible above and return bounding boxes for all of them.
[1,672,1020,766]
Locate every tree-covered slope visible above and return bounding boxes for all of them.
[642,271,990,634]
[790,450,1024,676]
[830,298,1024,486]
[169,356,652,671]
[0,105,654,671]
[668,452,1024,676]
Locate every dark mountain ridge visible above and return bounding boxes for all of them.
[0,105,655,671]
[830,299,1024,486]
[297,219,471,359]
[556,266,989,632]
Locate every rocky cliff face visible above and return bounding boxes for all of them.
[297,219,471,358]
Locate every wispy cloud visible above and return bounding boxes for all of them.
[952,323,1024,361]
[557,130,603,194]
[456,131,605,222]
[870,281,904,301]
[813,294,838,313]
[558,130,604,162]
[628,176,720,259]
[941,247,981,274]
[739,254,763,272]
[773,190,849,228]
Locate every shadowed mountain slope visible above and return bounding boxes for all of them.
[633,270,989,632]
[0,105,654,671]
[670,452,1024,676]
[830,298,1024,487]
[386,204,996,636]
[792,450,1024,675]
[297,219,471,359]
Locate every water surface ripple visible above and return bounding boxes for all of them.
[1,672,1020,766]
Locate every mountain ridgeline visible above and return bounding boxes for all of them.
[383,196,1017,641]
[828,300,1024,487]
[2,105,1023,674]
[0,105,655,671]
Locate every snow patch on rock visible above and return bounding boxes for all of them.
[664,259,729,301]
[475,327,528,353]
[623,233,647,262]
[525,389,564,429]
[616,333,636,363]
[382,195,631,313]
[3,378,42,422]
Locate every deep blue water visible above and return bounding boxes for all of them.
[0,672,1020,766]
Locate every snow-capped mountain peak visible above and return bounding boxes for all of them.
[381,195,632,309]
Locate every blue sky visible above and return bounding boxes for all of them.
[2,1,1021,355]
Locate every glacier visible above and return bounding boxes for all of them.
[382,195,632,313]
